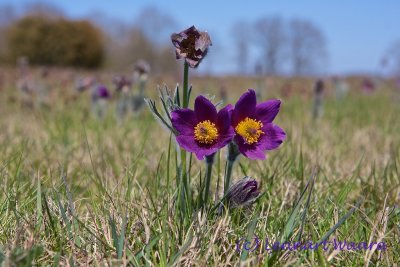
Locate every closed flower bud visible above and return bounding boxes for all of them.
[225,177,260,208]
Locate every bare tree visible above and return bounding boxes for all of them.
[254,16,286,75]
[289,19,327,75]
[383,40,400,75]
[0,4,16,26]
[134,6,177,46]
[0,4,17,62]
[231,21,251,74]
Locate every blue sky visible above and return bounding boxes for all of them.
[9,0,400,75]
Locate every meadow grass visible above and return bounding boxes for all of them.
[0,77,399,266]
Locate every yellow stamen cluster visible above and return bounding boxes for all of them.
[194,120,219,144]
[235,117,264,144]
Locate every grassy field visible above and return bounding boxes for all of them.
[0,72,399,266]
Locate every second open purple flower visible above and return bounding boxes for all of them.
[231,89,286,160]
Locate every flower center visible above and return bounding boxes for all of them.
[181,32,200,58]
[235,117,264,144]
[194,120,219,144]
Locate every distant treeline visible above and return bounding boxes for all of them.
[0,4,179,73]
[4,16,103,68]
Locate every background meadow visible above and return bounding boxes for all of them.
[1,1,400,266]
[1,69,399,266]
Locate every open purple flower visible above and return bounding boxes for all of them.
[231,89,286,160]
[171,96,234,160]
[171,25,212,68]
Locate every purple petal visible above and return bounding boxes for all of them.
[217,104,233,133]
[176,135,219,160]
[234,135,266,160]
[171,109,197,135]
[257,124,286,151]
[185,58,199,68]
[194,95,217,122]
[176,135,199,154]
[232,89,256,127]
[242,147,266,160]
[195,31,212,51]
[255,99,281,124]
[216,132,235,149]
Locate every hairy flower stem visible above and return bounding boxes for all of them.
[180,150,189,196]
[204,153,215,209]
[179,61,190,214]
[139,80,145,98]
[182,61,189,108]
[224,159,234,195]
[224,142,240,195]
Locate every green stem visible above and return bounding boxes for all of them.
[139,79,145,98]
[224,159,235,195]
[178,148,188,215]
[215,150,221,203]
[182,61,189,108]
[179,61,190,215]
[203,154,215,208]
[224,142,240,194]
[181,149,188,191]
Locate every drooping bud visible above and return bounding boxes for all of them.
[224,177,260,209]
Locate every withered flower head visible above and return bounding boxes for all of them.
[134,60,151,76]
[225,177,260,208]
[171,25,212,68]
[75,77,95,92]
[113,75,132,91]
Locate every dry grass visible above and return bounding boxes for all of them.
[0,69,399,266]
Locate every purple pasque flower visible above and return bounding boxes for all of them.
[171,25,212,68]
[231,89,286,160]
[92,84,111,101]
[171,95,234,160]
[362,78,375,94]
[113,75,132,92]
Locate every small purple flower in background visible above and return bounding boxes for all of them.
[231,89,286,160]
[91,84,110,119]
[113,75,132,92]
[171,95,234,160]
[113,76,132,121]
[219,177,260,213]
[97,84,111,99]
[362,78,375,94]
[132,60,150,113]
[171,25,212,68]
